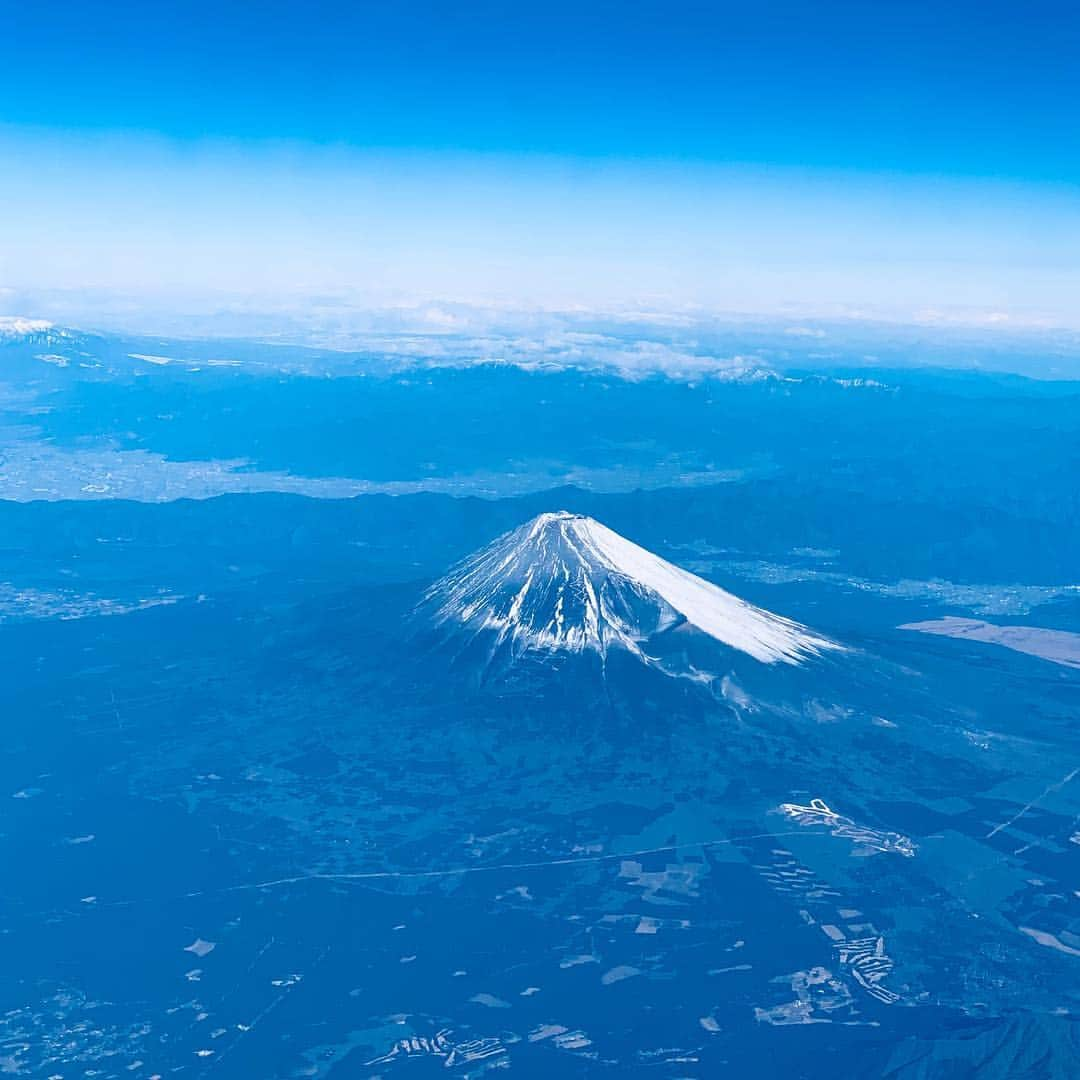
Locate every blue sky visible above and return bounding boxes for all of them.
[2,0,1079,326]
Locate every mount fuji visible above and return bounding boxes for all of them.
[423,511,842,669]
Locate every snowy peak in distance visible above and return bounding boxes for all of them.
[426,511,842,666]
[0,317,85,347]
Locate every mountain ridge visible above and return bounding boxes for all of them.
[424,510,842,668]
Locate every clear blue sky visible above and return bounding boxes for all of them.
[2,0,1079,324]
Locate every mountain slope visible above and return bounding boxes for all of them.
[424,511,842,666]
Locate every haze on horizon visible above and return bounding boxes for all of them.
[2,1,1079,330]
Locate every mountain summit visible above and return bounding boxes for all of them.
[425,511,841,666]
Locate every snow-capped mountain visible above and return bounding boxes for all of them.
[0,317,88,348]
[425,511,842,666]
[0,317,55,339]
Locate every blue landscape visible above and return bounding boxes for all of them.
[2,2,1079,1077]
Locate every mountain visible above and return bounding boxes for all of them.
[423,511,842,670]
[0,316,89,348]
[879,1013,1080,1080]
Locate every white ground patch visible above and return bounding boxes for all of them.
[900,617,1080,669]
